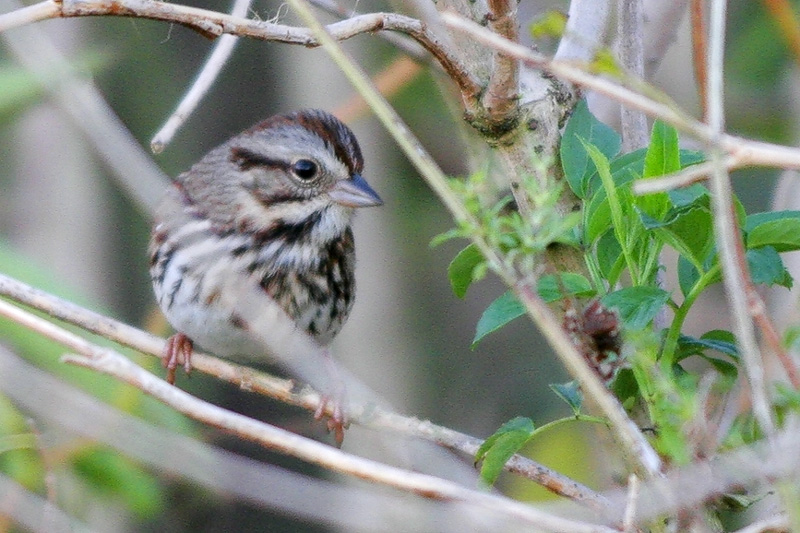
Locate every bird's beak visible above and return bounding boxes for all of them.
[329,174,383,208]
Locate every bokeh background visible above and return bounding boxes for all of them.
[0,0,797,531]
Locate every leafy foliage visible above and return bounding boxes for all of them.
[475,417,536,486]
[439,100,800,487]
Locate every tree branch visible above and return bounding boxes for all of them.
[482,0,520,131]
[0,0,481,110]
[0,273,607,509]
[705,0,775,436]
[0,296,614,532]
[285,0,659,480]
[441,11,800,173]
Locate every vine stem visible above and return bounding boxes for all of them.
[660,266,720,369]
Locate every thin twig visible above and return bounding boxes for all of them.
[0,347,475,532]
[0,474,79,533]
[747,289,800,389]
[621,474,640,533]
[285,0,661,480]
[691,0,708,121]
[481,0,536,221]
[706,0,775,435]
[150,0,253,153]
[632,157,730,195]
[0,1,59,28]
[0,273,607,508]
[596,422,800,522]
[0,0,481,108]
[7,0,800,173]
[0,298,613,532]
[333,56,423,122]
[513,280,663,478]
[308,0,430,62]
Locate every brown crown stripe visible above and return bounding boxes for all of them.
[245,110,363,176]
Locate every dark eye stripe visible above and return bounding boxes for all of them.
[230,147,288,171]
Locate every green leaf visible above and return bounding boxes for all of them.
[585,190,613,243]
[473,291,525,347]
[720,492,769,511]
[745,210,800,232]
[596,230,624,286]
[537,273,595,303]
[611,368,639,405]
[584,148,646,197]
[679,150,706,167]
[654,206,714,271]
[669,183,708,208]
[447,244,485,298]
[73,447,165,518]
[475,417,536,486]
[775,381,800,411]
[430,228,464,247]
[644,120,681,178]
[702,357,738,378]
[601,287,671,330]
[529,10,567,39]
[549,381,583,414]
[676,331,739,362]
[637,120,680,220]
[584,143,625,236]
[590,48,623,76]
[639,190,714,270]
[747,246,793,288]
[701,329,738,349]
[677,255,700,298]
[560,100,621,198]
[784,326,800,351]
[747,217,800,252]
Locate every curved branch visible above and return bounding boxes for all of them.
[0,296,614,532]
[0,0,481,107]
[0,273,608,509]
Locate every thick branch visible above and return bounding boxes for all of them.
[482,0,520,132]
[442,12,800,172]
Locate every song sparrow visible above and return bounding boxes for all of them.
[149,109,382,443]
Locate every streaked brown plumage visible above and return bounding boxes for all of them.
[149,109,382,443]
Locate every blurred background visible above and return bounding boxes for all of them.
[0,0,797,531]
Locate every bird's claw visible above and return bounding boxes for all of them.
[163,333,193,384]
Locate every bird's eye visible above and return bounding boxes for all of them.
[292,159,318,180]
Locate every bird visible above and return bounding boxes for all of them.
[148,109,383,444]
